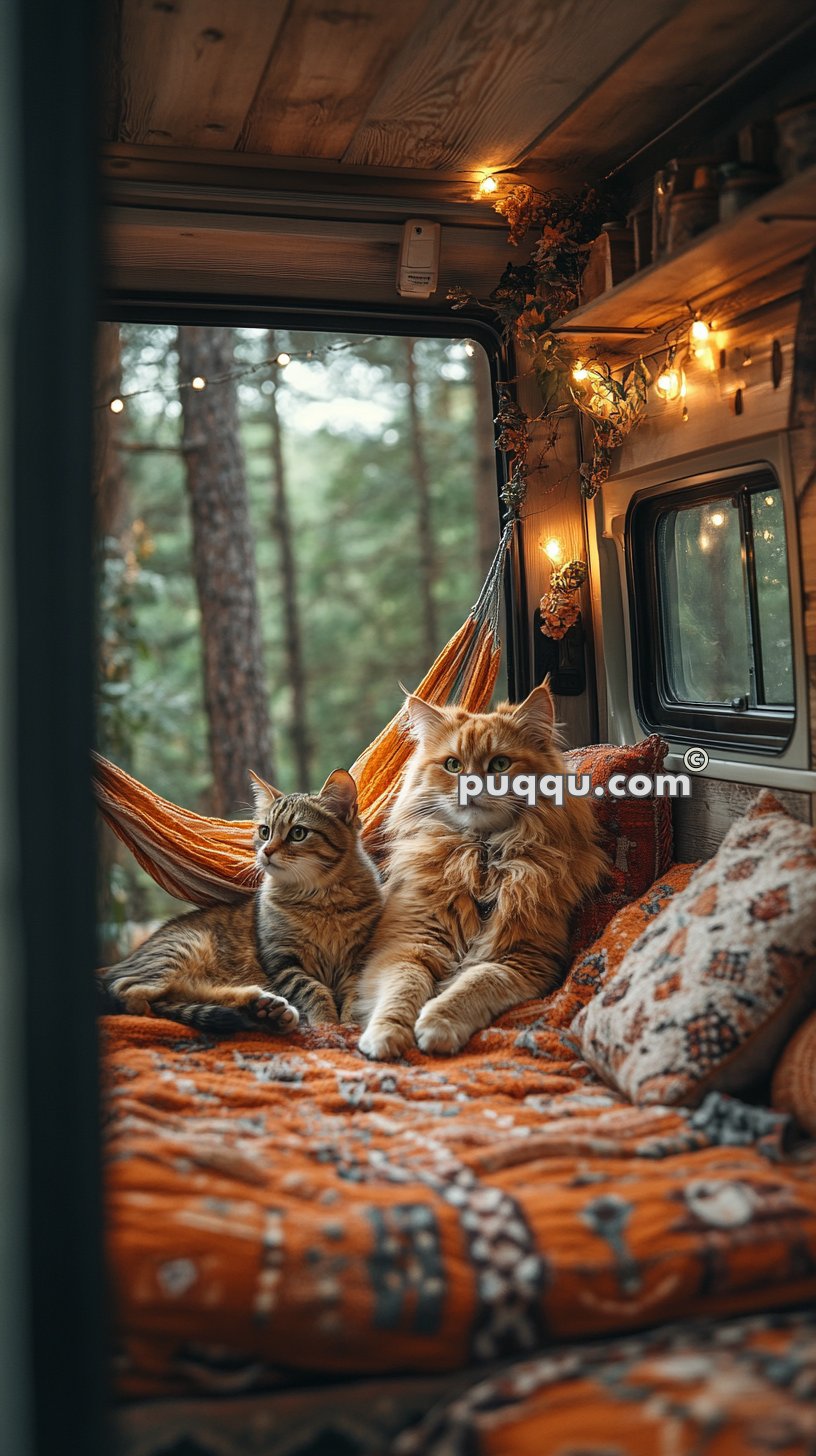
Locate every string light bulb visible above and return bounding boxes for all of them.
[765,495,774,506]
[478,174,498,195]
[191,375,206,390]
[572,363,590,382]
[690,316,710,350]
[464,341,475,357]
[276,352,291,367]
[656,347,684,402]
[109,397,124,414]
[543,536,565,564]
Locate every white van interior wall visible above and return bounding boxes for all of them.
[583,255,816,857]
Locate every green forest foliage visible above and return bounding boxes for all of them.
[661,486,793,708]
[97,327,498,944]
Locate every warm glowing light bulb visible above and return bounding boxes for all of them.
[656,368,682,401]
[690,317,710,348]
[479,174,498,195]
[276,352,291,367]
[710,510,725,527]
[572,363,589,382]
[109,397,124,413]
[191,375,206,390]
[765,495,774,506]
[543,537,565,564]
[464,341,475,357]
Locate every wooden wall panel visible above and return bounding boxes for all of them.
[515,344,595,746]
[103,207,518,305]
[115,0,287,150]
[238,1,433,161]
[674,778,812,861]
[342,0,677,172]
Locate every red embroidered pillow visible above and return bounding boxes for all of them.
[574,791,816,1107]
[566,736,674,955]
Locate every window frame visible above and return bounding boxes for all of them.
[627,467,795,754]
[101,295,527,702]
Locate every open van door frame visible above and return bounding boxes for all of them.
[8,0,107,1453]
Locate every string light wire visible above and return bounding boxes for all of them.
[97,334,403,411]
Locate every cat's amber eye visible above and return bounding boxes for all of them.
[257,824,270,841]
[488,755,511,773]
[289,825,309,842]
[443,756,463,773]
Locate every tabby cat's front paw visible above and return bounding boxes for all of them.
[248,991,299,1032]
[414,1004,468,1055]
[358,1019,414,1060]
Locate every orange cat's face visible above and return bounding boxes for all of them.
[399,681,564,833]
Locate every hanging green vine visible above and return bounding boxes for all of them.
[450,183,650,500]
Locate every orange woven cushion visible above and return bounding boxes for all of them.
[772,1009,816,1136]
[566,736,673,955]
[575,791,816,1107]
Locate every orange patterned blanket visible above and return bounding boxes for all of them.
[102,865,816,1399]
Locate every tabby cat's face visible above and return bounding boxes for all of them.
[250,769,359,890]
[401,681,563,833]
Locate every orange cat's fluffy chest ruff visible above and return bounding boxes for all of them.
[389,825,556,956]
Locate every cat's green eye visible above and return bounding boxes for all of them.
[443,756,463,774]
[289,825,309,842]
[488,755,511,773]
[257,824,270,841]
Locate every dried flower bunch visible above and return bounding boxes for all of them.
[539,558,588,640]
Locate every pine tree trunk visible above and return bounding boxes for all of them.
[267,334,312,787]
[404,338,438,664]
[177,326,274,814]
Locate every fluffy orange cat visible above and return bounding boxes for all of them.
[356,681,607,1059]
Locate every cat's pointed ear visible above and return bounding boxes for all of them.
[318,768,358,824]
[404,693,447,741]
[249,769,283,814]
[512,678,556,741]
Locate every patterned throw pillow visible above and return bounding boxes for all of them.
[772,1009,816,1136]
[566,736,674,955]
[573,791,816,1107]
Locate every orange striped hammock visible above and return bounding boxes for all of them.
[93,523,512,908]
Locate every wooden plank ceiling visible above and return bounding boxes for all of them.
[104,0,815,189]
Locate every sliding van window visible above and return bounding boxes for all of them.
[628,469,794,754]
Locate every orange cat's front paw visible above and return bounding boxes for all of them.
[415,1005,468,1055]
[358,1020,414,1060]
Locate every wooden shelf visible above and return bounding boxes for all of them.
[551,165,816,341]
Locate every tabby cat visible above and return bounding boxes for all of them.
[356,681,607,1059]
[100,769,382,1032]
